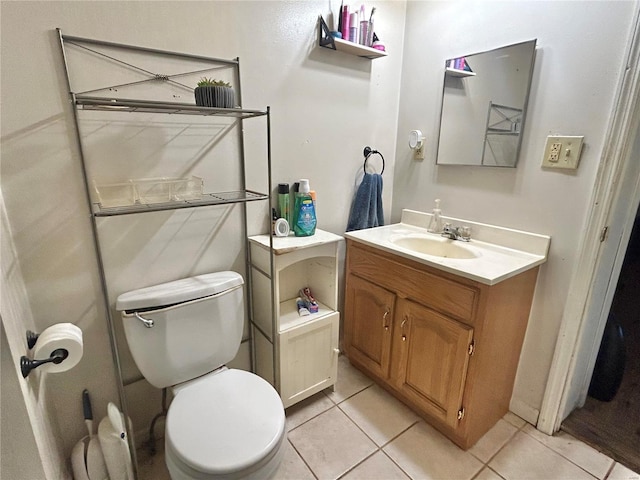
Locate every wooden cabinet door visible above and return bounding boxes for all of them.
[391,298,473,428]
[344,275,396,380]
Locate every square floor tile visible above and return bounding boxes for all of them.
[523,424,613,479]
[288,407,377,479]
[470,419,518,463]
[286,390,334,431]
[324,355,374,404]
[489,431,595,479]
[272,440,314,480]
[341,451,410,480]
[384,421,483,480]
[340,384,420,446]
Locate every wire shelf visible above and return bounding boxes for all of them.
[93,190,268,217]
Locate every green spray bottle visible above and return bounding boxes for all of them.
[293,179,317,236]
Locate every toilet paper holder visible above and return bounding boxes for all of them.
[21,329,69,378]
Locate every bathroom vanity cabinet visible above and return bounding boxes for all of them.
[344,240,539,449]
[248,230,343,408]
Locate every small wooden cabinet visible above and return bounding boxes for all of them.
[344,240,539,449]
[249,230,342,408]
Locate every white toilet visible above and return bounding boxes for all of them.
[116,271,285,480]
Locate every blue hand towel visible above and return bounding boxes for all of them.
[347,173,384,232]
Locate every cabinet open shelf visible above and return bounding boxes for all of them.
[93,190,268,217]
[279,298,336,332]
[75,95,268,119]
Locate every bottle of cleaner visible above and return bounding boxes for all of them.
[278,183,290,225]
[427,198,442,233]
[293,179,317,237]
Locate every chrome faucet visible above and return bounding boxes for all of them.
[441,223,471,242]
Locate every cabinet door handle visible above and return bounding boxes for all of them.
[401,316,407,341]
[383,308,391,331]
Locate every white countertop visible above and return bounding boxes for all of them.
[344,210,551,286]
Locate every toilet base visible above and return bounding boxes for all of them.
[165,429,286,480]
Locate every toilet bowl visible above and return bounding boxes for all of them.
[116,272,285,479]
[165,369,285,480]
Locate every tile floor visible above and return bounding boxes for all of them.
[138,356,640,480]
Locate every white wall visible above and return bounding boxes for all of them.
[394,0,636,422]
[1,192,69,479]
[1,0,406,468]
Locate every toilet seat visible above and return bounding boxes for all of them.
[166,368,285,478]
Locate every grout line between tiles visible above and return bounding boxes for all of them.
[285,437,320,480]
[468,419,523,466]
[335,449,379,480]
[326,382,375,406]
[286,392,335,433]
[603,461,616,480]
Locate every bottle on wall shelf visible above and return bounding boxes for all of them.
[427,198,443,233]
[349,12,358,42]
[293,179,317,237]
[358,4,368,46]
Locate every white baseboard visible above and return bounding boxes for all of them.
[509,397,540,426]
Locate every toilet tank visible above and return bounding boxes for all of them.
[116,272,244,389]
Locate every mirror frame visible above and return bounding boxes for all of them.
[436,39,537,167]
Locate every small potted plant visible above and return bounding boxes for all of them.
[194,77,235,108]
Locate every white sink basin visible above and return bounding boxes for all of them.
[390,234,479,259]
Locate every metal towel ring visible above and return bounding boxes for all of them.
[363,146,385,175]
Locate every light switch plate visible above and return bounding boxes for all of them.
[542,135,584,169]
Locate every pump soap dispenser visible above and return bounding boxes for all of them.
[427,199,442,233]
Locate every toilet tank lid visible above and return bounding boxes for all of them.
[116,271,243,312]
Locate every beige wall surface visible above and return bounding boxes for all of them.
[1,0,406,469]
[394,1,636,422]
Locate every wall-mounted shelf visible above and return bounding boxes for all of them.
[445,67,476,78]
[317,16,387,60]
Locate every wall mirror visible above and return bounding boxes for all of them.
[436,39,537,167]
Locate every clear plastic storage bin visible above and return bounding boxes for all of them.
[135,176,203,204]
[93,180,137,208]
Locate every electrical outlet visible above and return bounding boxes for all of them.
[548,142,562,163]
[415,143,425,160]
[542,136,584,169]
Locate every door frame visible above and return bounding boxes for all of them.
[538,4,640,434]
